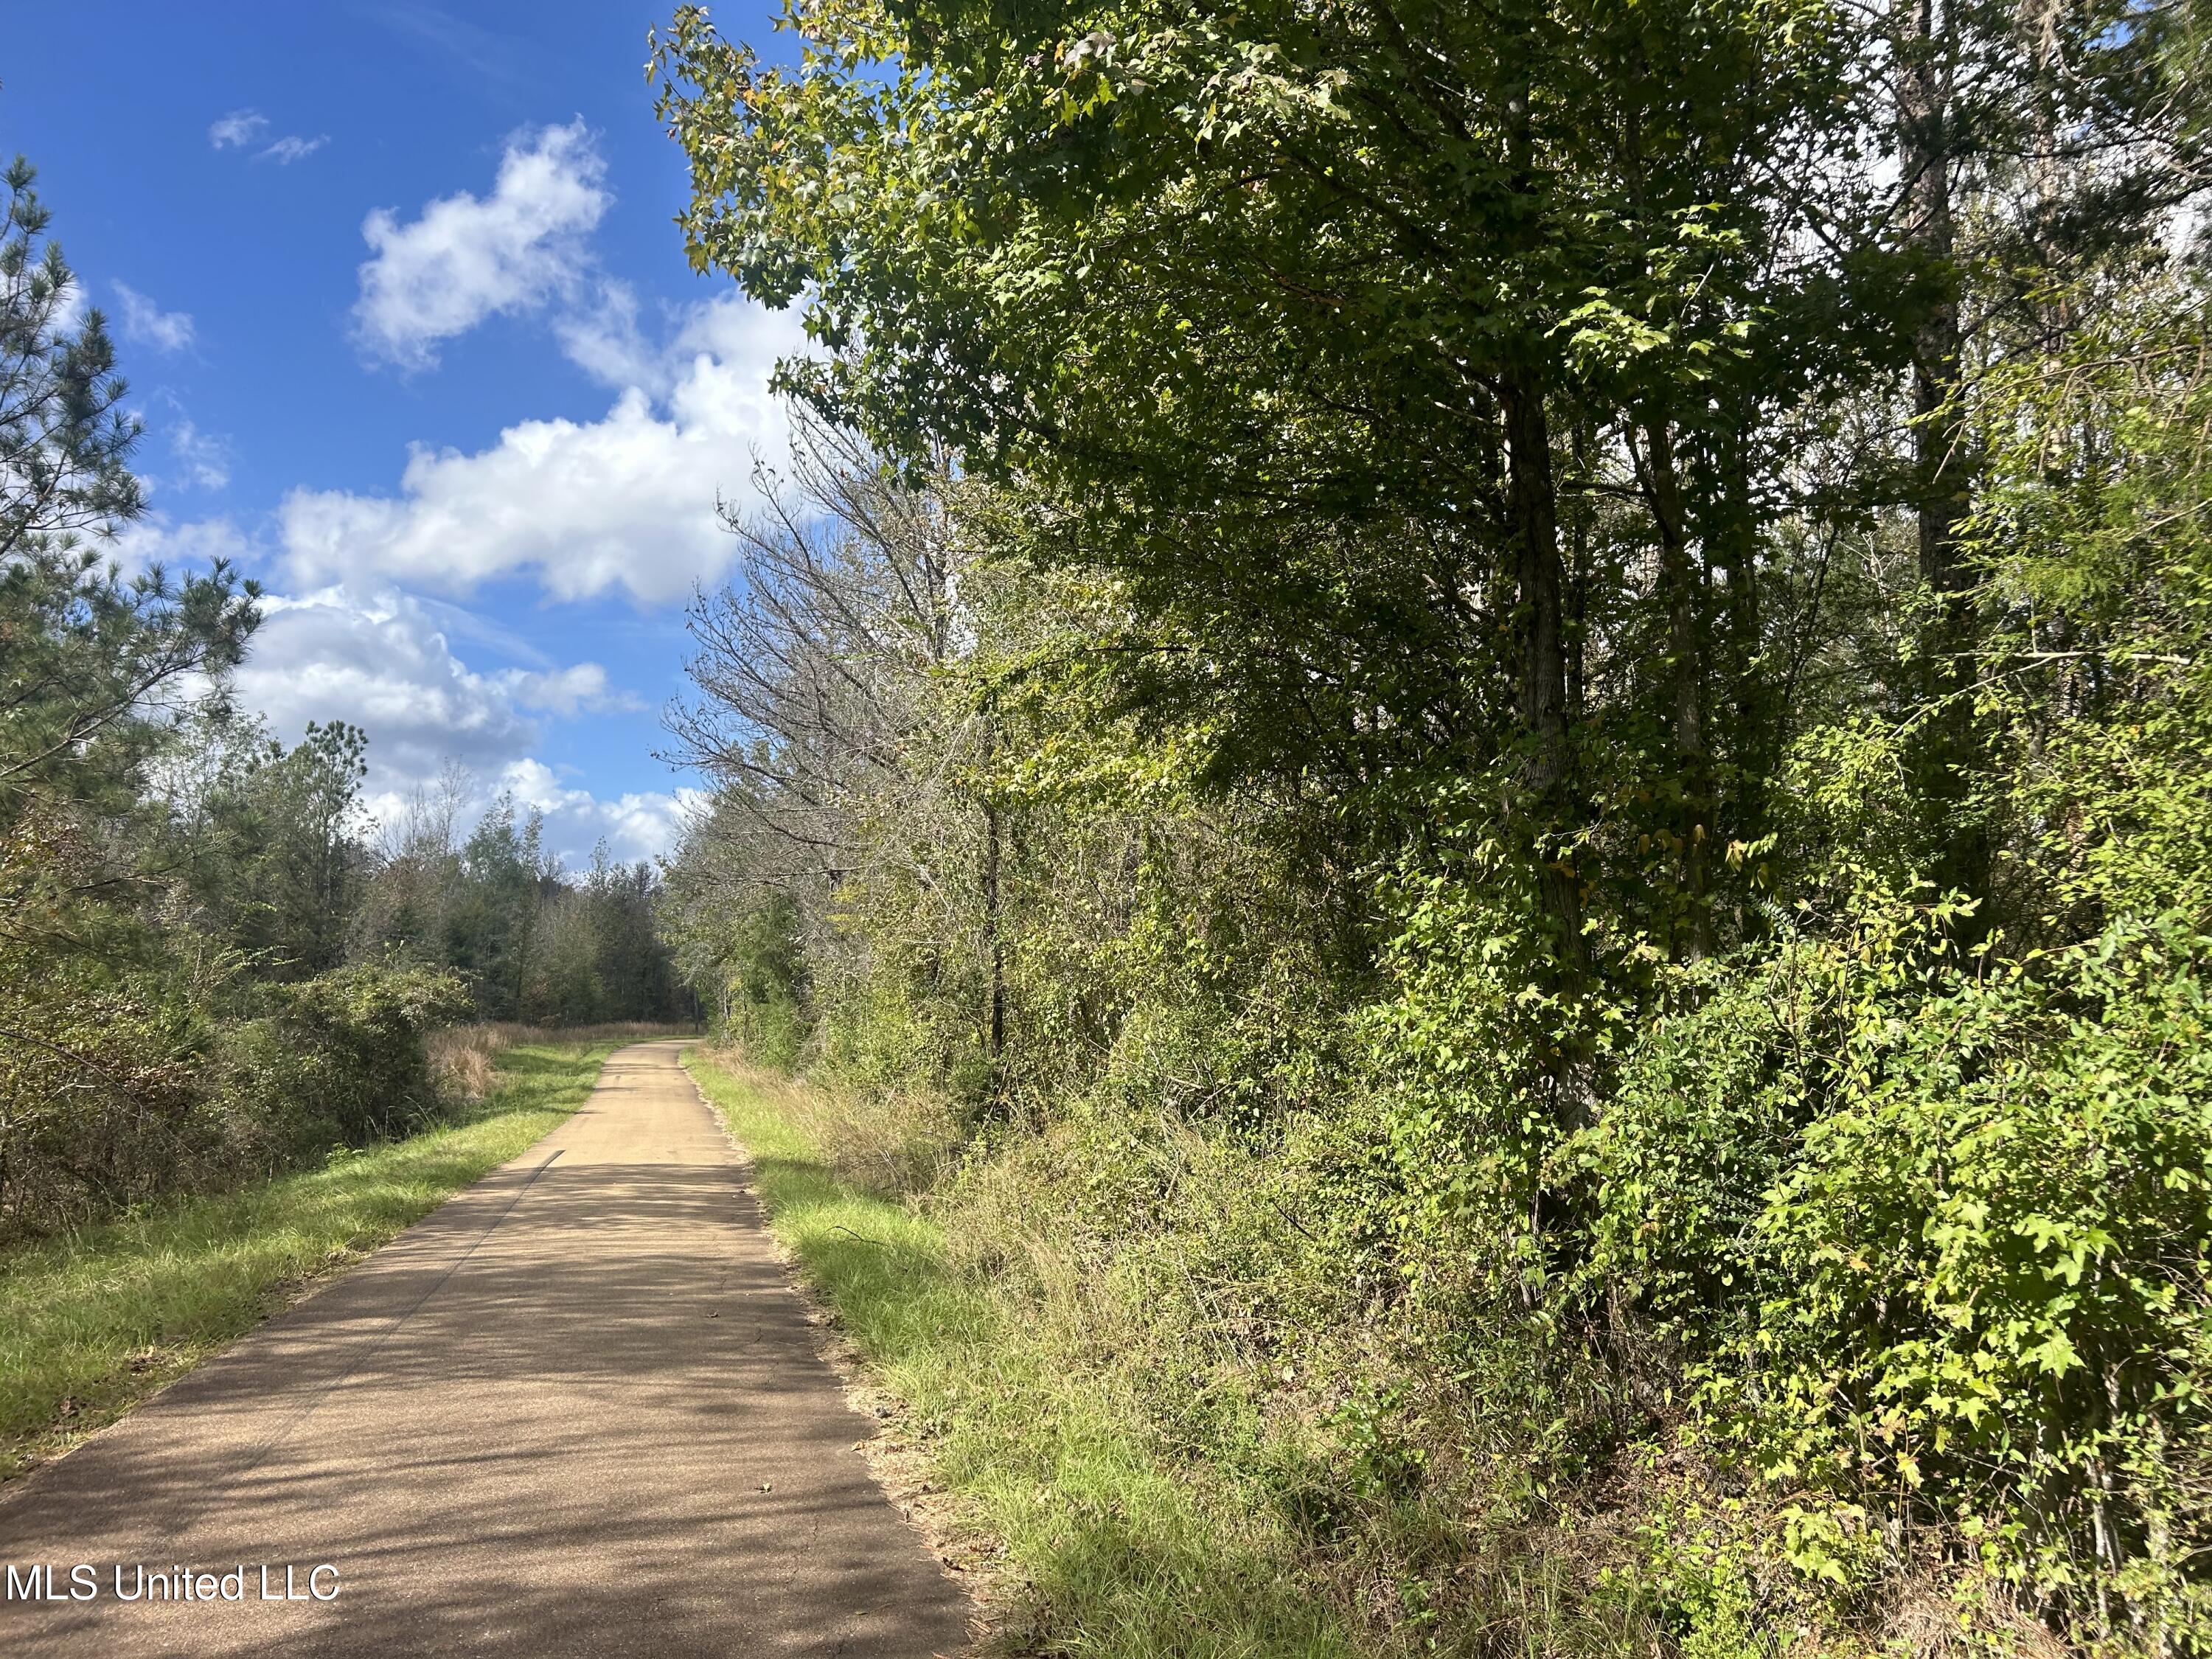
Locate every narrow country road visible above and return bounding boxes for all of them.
[0,1042,971,1657]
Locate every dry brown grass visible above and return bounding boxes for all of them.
[428,1022,700,1105]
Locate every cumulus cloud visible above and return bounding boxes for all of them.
[236,586,544,784]
[283,293,805,602]
[352,120,608,370]
[553,281,802,399]
[105,512,254,582]
[497,759,702,868]
[112,281,195,354]
[361,765,693,868]
[231,584,681,863]
[499,662,644,717]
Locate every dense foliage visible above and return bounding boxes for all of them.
[0,156,687,1244]
[654,0,2212,1647]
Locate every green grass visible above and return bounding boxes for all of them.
[685,1049,1358,1658]
[0,1040,616,1483]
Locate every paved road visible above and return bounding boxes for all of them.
[0,1042,970,1657]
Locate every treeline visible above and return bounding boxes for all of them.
[0,156,684,1243]
[165,724,686,1027]
[653,0,2212,1649]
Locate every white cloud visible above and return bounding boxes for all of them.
[209,108,326,166]
[497,759,701,867]
[358,768,693,868]
[50,269,88,337]
[551,278,655,389]
[231,583,679,863]
[106,512,254,581]
[352,119,608,370]
[554,281,803,398]
[282,293,805,603]
[131,397,232,495]
[499,662,644,717]
[262,134,329,165]
[112,281,195,354]
[209,109,268,150]
[237,585,543,783]
[169,419,231,492]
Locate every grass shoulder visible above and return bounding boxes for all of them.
[0,1038,619,1484]
[684,1046,1357,1659]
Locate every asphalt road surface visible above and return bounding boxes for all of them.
[0,1041,971,1657]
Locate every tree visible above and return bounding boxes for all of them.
[168,720,369,978]
[653,0,2212,1641]
[664,411,1009,1078]
[650,0,1916,1048]
[0,155,140,563]
[0,155,257,819]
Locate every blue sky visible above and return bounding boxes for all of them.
[2,1,799,863]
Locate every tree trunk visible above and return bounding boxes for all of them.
[1638,416,1712,959]
[1896,0,1984,908]
[1712,411,1764,827]
[1899,0,1969,608]
[1502,363,1585,976]
[1702,405,1772,953]
[981,796,1006,1096]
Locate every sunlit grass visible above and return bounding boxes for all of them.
[685,1049,1356,1658]
[0,1040,617,1482]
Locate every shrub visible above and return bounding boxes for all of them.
[0,961,215,1243]
[243,963,473,1147]
[1579,905,2212,1643]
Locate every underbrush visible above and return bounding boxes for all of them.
[686,1043,1659,1655]
[0,931,698,1249]
[1,961,473,1244]
[0,1038,616,1483]
[692,1027,2132,1657]
[686,1046,1365,1658]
